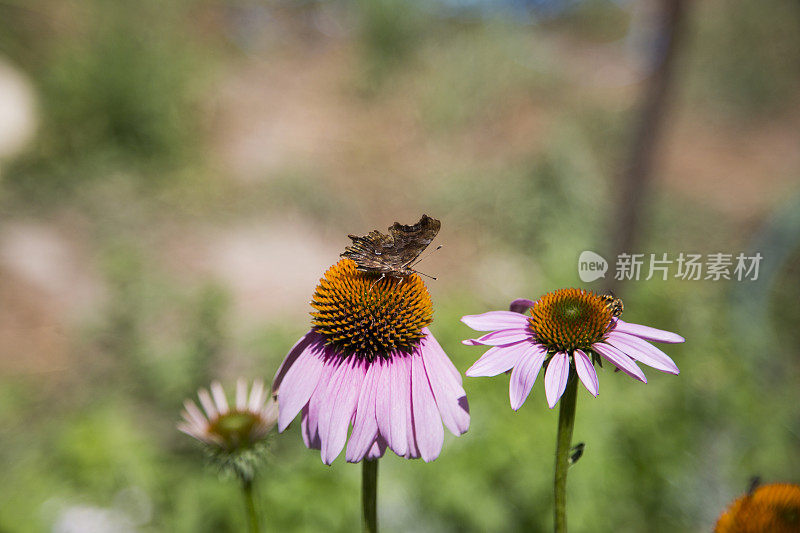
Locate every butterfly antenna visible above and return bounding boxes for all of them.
[412,269,438,281]
[410,245,442,269]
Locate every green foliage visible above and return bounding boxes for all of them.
[689,0,800,117]
[52,402,159,496]
[2,0,207,200]
[206,440,272,486]
[771,245,800,348]
[548,0,632,42]
[354,0,429,93]
[413,22,557,133]
[93,242,234,409]
[432,124,608,284]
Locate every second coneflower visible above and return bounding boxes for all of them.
[462,289,683,533]
[272,215,469,532]
[462,289,683,409]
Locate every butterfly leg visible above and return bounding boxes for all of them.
[368,273,386,294]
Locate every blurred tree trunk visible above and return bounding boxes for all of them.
[607,0,688,294]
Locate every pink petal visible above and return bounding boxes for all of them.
[183,400,207,427]
[272,330,321,394]
[261,398,278,427]
[210,382,228,414]
[301,405,321,449]
[388,355,410,457]
[508,345,547,410]
[366,435,387,460]
[303,360,337,449]
[544,352,570,408]
[235,379,247,411]
[614,320,685,344]
[177,422,200,439]
[405,380,420,460]
[606,332,680,374]
[197,389,218,420]
[592,343,647,383]
[276,338,329,432]
[509,298,535,314]
[373,359,395,453]
[573,349,599,397]
[466,340,532,377]
[421,328,461,384]
[248,380,265,412]
[319,358,367,465]
[178,423,214,443]
[419,336,470,436]
[461,311,530,331]
[462,328,532,347]
[410,353,443,462]
[178,414,203,435]
[346,361,381,463]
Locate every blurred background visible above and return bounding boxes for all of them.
[1,0,799,531]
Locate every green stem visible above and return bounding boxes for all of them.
[554,370,578,533]
[362,459,379,533]
[242,477,260,533]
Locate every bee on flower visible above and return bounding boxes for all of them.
[462,289,683,409]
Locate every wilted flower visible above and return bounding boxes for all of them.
[715,482,800,533]
[462,289,683,409]
[273,258,469,465]
[179,379,278,452]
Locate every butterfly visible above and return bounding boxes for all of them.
[341,214,441,278]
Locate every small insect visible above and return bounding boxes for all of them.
[341,214,441,279]
[569,442,585,465]
[599,291,624,317]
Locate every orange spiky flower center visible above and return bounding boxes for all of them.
[528,288,615,352]
[310,259,433,359]
[714,483,800,533]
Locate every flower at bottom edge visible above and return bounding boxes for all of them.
[714,482,800,533]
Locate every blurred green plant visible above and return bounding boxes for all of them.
[771,245,800,350]
[413,21,559,133]
[689,0,800,118]
[432,124,608,285]
[92,240,233,412]
[354,0,429,94]
[1,0,208,200]
[546,0,632,42]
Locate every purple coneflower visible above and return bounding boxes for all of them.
[179,379,277,451]
[272,258,470,465]
[179,379,278,532]
[462,288,683,409]
[462,288,683,533]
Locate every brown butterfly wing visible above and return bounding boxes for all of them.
[341,215,441,276]
[387,215,441,270]
[341,230,398,275]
